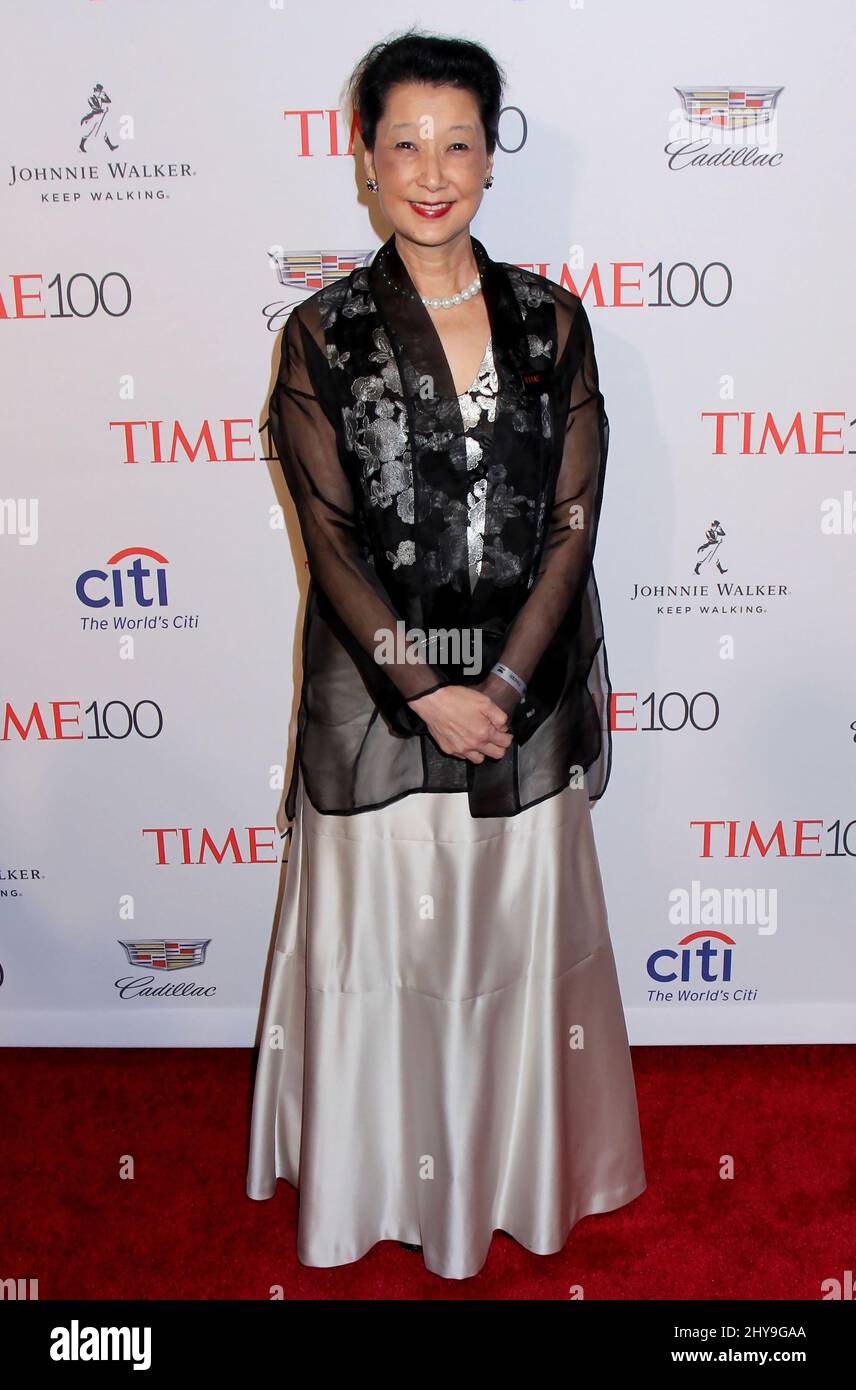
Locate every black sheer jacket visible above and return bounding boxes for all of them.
[268,232,612,819]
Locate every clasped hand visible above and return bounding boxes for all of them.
[406,677,518,765]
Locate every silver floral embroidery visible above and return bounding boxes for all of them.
[456,339,499,587]
[318,273,377,329]
[342,291,375,318]
[466,477,488,587]
[326,343,350,371]
[333,311,542,588]
[506,268,555,317]
[526,333,553,361]
[316,279,348,331]
[367,325,402,393]
[540,391,552,439]
[483,536,523,584]
[341,324,415,541]
[386,539,416,570]
[458,339,498,431]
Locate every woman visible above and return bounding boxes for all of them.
[246,29,647,1281]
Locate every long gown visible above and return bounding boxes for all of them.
[245,339,647,1280]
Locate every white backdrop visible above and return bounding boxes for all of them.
[2,0,854,1045]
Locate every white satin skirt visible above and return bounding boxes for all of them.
[246,771,647,1281]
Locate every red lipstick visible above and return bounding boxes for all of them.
[409,200,453,219]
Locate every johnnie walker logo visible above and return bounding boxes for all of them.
[629,518,793,615]
[8,81,197,201]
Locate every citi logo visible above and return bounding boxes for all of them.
[647,930,735,984]
[50,1319,151,1369]
[76,546,169,608]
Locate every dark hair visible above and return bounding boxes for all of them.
[347,27,506,155]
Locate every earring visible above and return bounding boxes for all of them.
[484,176,493,188]
[366,177,378,191]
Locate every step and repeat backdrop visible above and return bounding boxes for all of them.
[2,0,854,1045]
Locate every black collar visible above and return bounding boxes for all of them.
[367,230,528,394]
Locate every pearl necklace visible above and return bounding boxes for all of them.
[376,247,483,310]
[420,274,482,310]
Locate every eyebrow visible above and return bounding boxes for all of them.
[387,122,476,132]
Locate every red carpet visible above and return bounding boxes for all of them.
[1,1044,852,1300]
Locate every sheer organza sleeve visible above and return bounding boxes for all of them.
[269,305,451,733]
[480,299,609,724]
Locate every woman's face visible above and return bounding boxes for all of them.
[364,81,493,248]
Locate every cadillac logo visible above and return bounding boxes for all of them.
[118,939,211,971]
[674,86,784,130]
[270,249,373,291]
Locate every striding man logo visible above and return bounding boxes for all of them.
[693,519,728,575]
[79,83,118,153]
